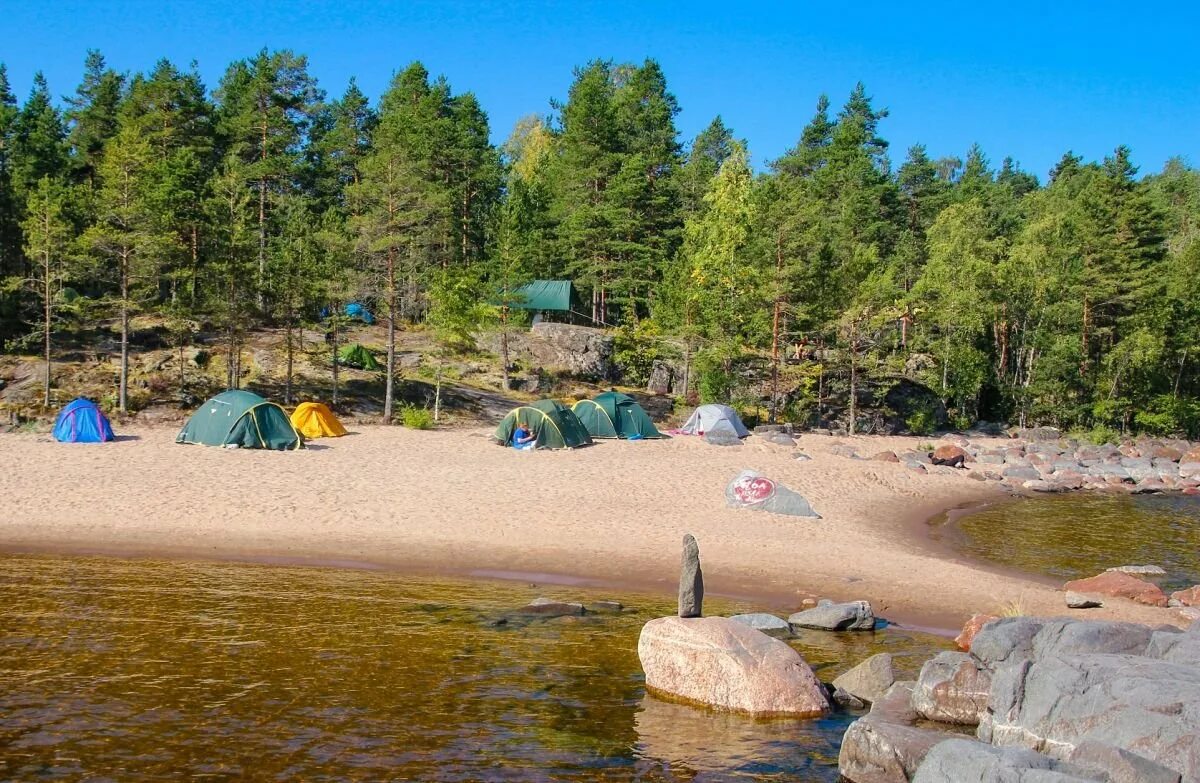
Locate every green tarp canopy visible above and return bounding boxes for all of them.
[506,280,578,313]
[339,343,381,371]
[572,392,664,439]
[176,390,304,450]
[493,399,593,449]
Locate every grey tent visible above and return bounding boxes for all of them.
[680,404,750,438]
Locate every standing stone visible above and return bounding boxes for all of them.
[679,533,703,618]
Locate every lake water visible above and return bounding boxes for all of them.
[933,492,1200,592]
[0,555,950,782]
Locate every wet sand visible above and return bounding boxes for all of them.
[0,426,1184,631]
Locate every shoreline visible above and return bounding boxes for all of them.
[0,425,1185,632]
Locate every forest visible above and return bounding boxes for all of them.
[1,50,1198,437]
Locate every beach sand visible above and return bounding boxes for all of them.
[0,426,1183,631]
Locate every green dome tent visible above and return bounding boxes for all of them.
[338,343,381,371]
[177,390,304,450]
[572,391,663,439]
[493,399,593,450]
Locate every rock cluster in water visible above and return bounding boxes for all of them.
[838,615,1200,782]
[832,429,1200,495]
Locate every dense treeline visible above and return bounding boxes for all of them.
[1,51,1198,434]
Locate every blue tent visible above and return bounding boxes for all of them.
[344,302,375,324]
[53,398,115,443]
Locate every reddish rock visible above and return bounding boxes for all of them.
[1172,586,1200,607]
[871,451,900,463]
[1184,487,1200,496]
[933,444,966,461]
[1063,572,1168,607]
[955,613,999,651]
[1152,446,1184,461]
[1183,446,1200,463]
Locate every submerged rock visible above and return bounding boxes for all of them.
[1063,571,1169,607]
[727,613,791,638]
[838,682,952,783]
[1105,564,1167,577]
[788,600,875,632]
[637,616,830,717]
[678,534,704,618]
[518,597,586,616]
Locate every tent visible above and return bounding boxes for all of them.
[177,390,303,450]
[572,392,663,439]
[505,281,580,313]
[680,404,750,438]
[320,302,375,325]
[338,343,381,371]
[53,397,114,443]
[291,401,347,439]
[493,399,593,449]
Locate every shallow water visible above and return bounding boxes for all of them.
[934,493,1200,592]
[0,555,949,782]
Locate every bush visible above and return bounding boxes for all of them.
[400,404,434,430]
[905,403,938,435]
[612,319,665,387]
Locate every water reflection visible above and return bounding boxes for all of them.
[935,493,1200,591]
[0,555,949,781]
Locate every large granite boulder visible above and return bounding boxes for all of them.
[788,600,876,632]
[955,613,1000,651]
[838,682,951,783]
[968,617,1157,669]
[833,653,896,705]
[979,653,1200,780]
[913,739,1099,783]
[1172,586,1200,607]
[527,322,614,379]
[1144,627,1200,667]
[1063,571,1169,607]
[724,469,820,518]
[637,616,830,717]
[911,651,991,726]
[727,613,791,638]
[1068,741,1183,783]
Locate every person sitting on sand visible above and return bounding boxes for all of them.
[512,423,536,451]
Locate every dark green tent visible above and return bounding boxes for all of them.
[493,399,593,449]
[339,343,381,371]
[572,391,663,439]
[177,390,304,450]
[506,280,580,313]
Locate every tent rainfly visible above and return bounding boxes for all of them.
[338,343,381,371]
[177,390,304,450]
[572,392,663,439]
[505,280,580,313]
[679,404,750,438]
[291,401,347,439]
[493,399,593,449]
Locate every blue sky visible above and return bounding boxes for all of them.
[2,0,1197,180]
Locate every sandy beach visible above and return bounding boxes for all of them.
[0,426,1183,631]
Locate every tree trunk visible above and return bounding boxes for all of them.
[849,343,857,437]
[434,363,442,423]
[770,233,782,423]
[331,308,340,407]
[284,314,294,405]
[190,225,199,306]
[258,178,267,311]
[500,307,510,392]
[42,251,51,408]
[383,249,397,425]
[119,260,129,414]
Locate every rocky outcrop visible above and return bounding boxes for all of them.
[833,653,896,705]
[838,682,949,783]
[727,613,792,638]
[1068,741,1183,783]
[637,616,830,717]
[678,534,703,618]
[788,600,876,632]
[481,323,615,381]
[1063,571,1169,607]
[910,652,991,726]
[1172,586,1200,607]
[912,739,1098,783]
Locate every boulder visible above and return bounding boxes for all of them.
[1068,741,1182,783]
[1063,572,1169,607]
[788,600,876,632]
[587,600,624,613]
[637,616,830,717]
[1170,586,1200,607]
[724,469,821,518]
[1106,564,1167,577]
[704,426,744,447]
[955,613,999,651]
[931,444,966,466]
[1144,628,1200,667]
[727,613,791,638]
[1152,446,1184,461]
[911,652,991,726]
[793,451,812,461]
[913,739,1098,783]
[870,450,900,462]
[968,617,1157,669]
[829,444,860,459]
[980,653,1200,779]
[762,432,796,447]
[526,322,614,380]
[832,653,896,705]
[1002,466,1041,482]
[646,359,675,395]
[1065,592,1103,609]
[838,681,953,783]
[519,597,585,616]
[678,534,703,618]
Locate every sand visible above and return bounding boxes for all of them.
[0,426,1185,632]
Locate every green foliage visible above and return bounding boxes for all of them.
[905,403,937,435]
[400,404,434,430]
[612,318,666,386]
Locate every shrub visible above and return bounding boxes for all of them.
[400,404,434,430]
[905,403,937,436]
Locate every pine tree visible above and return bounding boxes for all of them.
[11,72,68,200]
[0,64,21,348]
[65,50,125,188]
[678,116,734,217]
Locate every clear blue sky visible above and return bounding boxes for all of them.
[2,0,1197,180]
